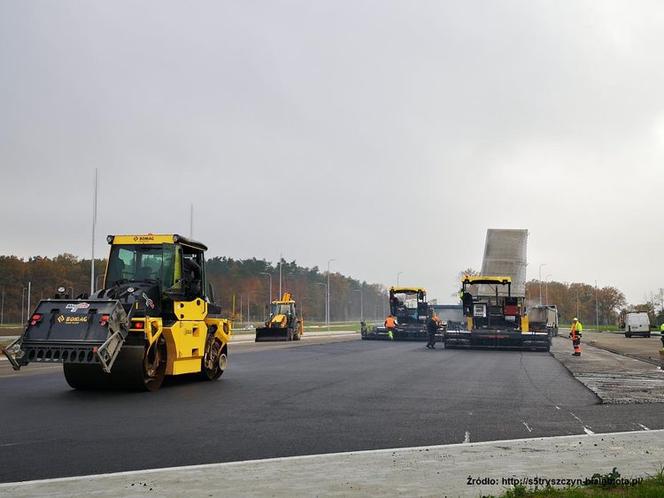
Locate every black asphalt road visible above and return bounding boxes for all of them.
[1,337,663,483]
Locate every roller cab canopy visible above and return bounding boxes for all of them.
[108,234,208,252]
[104,233,211,302]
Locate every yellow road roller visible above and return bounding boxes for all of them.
[1,234,232,391]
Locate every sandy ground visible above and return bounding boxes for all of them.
[581,330,664,366]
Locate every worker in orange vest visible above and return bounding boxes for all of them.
[569,317,583,356]
[384,314,397,340]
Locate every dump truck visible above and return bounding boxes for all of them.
[363,287,441,341]
[444,275,550,351]
[528,305,559,337]
[1,234,231,391]
[255,293,303,341]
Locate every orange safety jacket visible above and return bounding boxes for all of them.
[385,316,397,328]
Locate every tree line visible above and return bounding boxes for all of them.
[524,280,627,325]
[0,254,387,325]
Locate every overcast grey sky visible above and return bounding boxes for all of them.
[1,1,663,304]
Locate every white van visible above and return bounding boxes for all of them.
[624,312,651,338]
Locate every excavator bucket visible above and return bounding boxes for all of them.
[1,299,130,373]
[255,326,290,342]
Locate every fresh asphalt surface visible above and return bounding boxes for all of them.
[1,335,664,483]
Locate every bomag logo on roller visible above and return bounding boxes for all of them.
[134,235,155,242]
[57,314,88,324]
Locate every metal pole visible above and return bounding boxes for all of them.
[27,281,31,317]
[538,263,546,305]
[544,274,551,304]
[397,272,403,287]
[595,280,599,331]
[279,254,282,298]
[0,287,4,326]
[21,287,26,324]
[327,259,335,330]
[90,168,98,295]
[247,294,250,324]
[360,288,364,321]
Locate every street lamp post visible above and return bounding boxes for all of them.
[27,281,31,319]
[90,168,98,295]
[327,259,335,330]
[538,264,546,305]
[260,272,272,304]
[21,287,26,324]
[396,272,403,287]
[278,254,283,297]
[595,280,599,331]
[0,287,4,326]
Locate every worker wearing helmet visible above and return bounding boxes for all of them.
[569,317,583,356]
[384,314,397,340]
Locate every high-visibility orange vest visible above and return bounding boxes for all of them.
[385,316,396,328]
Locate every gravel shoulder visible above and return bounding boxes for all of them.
[551,335,664,404]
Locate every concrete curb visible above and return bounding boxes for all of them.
[2,430,663,497]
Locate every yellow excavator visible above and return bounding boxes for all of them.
[255,293,303,342]
[1,234,232,391]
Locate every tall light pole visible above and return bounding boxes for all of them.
[247,293,251,324]
[26,281,31,318]
[0,286,4,326]
[90,168,98,295]
[21,287,26,324]
[352,288,364,321]
[327,259,335,329]
[538,263,546,305]
[260,272,272,304]
[396,272,403,287]
[279,254,283,297]
[595,280,599,331]
[544,274,552,304]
